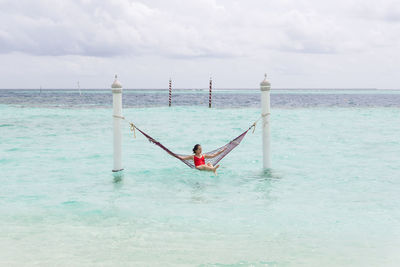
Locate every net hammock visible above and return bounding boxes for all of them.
[118,115,263,169]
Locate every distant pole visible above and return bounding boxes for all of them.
[112,74,123,173]
[209,76,212,108]
[78,81,82,96]
[169,78,172,107]
[260,73,271,169]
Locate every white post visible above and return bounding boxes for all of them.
[260,73,271,169]
[112,74,123,173]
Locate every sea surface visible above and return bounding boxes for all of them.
[1,89,400,266]
[1,89,400,108]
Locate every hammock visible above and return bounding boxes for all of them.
[120,116,261,168]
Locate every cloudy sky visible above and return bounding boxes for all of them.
[0,0,399,89]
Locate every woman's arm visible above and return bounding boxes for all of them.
[204,148,226,159]
[179,155,194,160]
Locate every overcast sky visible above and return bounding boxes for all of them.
[0,0,399,89]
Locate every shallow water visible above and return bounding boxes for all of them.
[1,90,400,266]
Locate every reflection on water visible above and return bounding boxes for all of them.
[112,171,124,184]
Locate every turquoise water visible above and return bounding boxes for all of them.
[1,103,400,266]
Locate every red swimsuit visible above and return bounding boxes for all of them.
[194,155,205,167]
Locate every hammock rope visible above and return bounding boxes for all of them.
[115,114,268,168]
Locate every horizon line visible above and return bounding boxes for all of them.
[2,87,398,90]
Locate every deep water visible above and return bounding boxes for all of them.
[1,88,400,108]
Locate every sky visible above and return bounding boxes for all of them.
[0,0,399,89]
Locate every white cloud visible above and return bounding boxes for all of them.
[3,0,398,57]
[0,0,399,88]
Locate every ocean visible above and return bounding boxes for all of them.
[1,89,400,266]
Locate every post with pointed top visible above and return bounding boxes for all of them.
[209,77,212,108]
[112,74,123,173]
[260,74,271,169]
[169,78,172,107]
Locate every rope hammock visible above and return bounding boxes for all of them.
[115,115,267,168]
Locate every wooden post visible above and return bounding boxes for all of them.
[169,78,172,107]
[209,77,212,108]
[112,74,123,173]
[260,74,271,169]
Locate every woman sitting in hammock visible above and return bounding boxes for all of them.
[179,144,225,173]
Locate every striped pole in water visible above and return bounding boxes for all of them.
[209,77,212,108]
[169,78,172,107]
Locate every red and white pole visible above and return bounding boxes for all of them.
[209,77,212,108]
[168,78,172,107]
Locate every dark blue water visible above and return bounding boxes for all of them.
[1,89,400,108]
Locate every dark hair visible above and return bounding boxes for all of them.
[193,144,201,154]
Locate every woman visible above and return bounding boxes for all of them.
[180,144,225,174]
